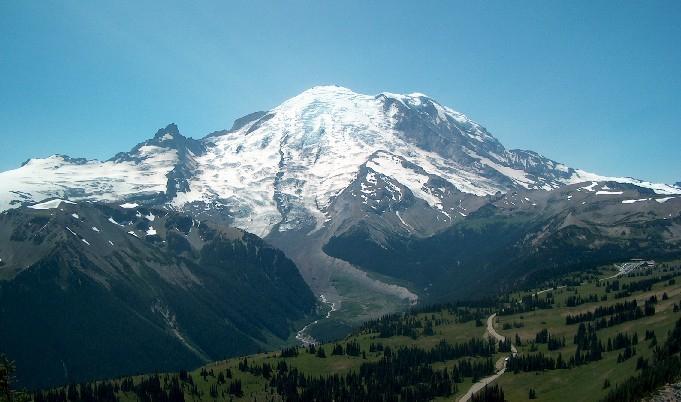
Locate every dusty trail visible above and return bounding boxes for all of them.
[458,313,516,402]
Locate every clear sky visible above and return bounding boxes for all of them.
[1,1,680,183]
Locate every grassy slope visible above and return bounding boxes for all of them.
[195,311,495,401]
[87,308,495,402]
[41,261,681,402]
[495,263,681,401]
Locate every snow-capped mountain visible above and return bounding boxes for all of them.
[2,85,678,239]
[0,125,186,211]
[2,84,681,333]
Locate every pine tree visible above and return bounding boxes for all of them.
[0,354,16,402]
[228,379,243,397]
[529,388,537,399]
[316,346,326,358]
[66,384,78,402]
[331,344,344,355]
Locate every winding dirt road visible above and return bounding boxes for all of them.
[457,313,516,402]
[486,313,518,356]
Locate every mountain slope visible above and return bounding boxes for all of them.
[1,86,679,331]
[0,200,316,389]
[325,181,681,301]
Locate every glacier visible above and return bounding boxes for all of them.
[1,85,679,238]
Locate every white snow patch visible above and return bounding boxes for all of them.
[581,182,599,192]
[596,191,623,195]
[71,213,80,219]
[81,238,91,246]
[146,227,157,236]
[569,170,681,195]
[469,151,534,188]
[91,226,100,232]
[621,198,649,204]
[108,217,124,227]
[127,230,139,238]
[656,197,675,203]
[395,211,413,231]
[120,202,139,209]
[28,199,75,210]
[367,152,442,210]
[655,197,676,204]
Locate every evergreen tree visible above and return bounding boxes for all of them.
[529,388,537,399]
[228,380,243,397]
[316,346,326,358]
[471,384,505,402]
[0,355,16,402]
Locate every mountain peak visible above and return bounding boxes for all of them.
[153,123,181,141]
[123,123,204,159]
[275,85,362,111]
[281,86,444,114]
[289,86,437,104]
[21,154,89,168]
[378,91,432,101]
[2,87,679,237]
[298,85,356,96]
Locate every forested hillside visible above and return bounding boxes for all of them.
[10,260,681,401]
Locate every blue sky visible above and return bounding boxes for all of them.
[1,1,680,183]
